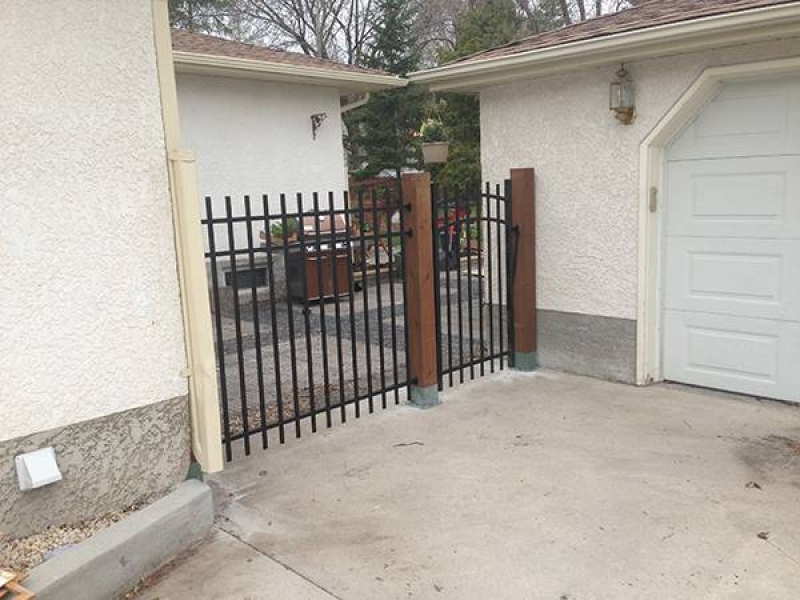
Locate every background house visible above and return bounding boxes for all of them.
[412,0,800,403]
[171,29,405,217]
[170,31,406,299]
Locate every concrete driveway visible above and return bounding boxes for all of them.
[136,371,800,599]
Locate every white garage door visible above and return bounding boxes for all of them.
[663,76,800,402]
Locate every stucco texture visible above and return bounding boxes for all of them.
[0,395,190,538]
[0,1,188,441]
[176,74,348,213]
[481,37,800,321]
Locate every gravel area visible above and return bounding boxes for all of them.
[213,269,508,440]
[221,334,405,426]
[0,505,141,574]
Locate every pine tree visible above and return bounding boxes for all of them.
[345,0,427,181]
[440,0,525,63]
[169,0,234,34]
[436,0,523,196]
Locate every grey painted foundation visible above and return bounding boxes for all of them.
[536,309,636,384]
[0,395,191,538]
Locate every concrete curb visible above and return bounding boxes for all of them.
[25,479,213,600]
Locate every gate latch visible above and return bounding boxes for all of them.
[509,225,521,278]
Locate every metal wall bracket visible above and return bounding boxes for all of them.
[311,113,328,140]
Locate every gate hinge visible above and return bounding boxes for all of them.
[649,187,658,213]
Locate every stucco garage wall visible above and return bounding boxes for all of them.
[176,74,348,212]
[0,0,189,535]
[480,37,800,380]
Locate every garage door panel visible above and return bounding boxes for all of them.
[666,156,800,238]
[664,238,800,320]
[663,311,800,400]
[668,78,800,160]
[663,76,800,403]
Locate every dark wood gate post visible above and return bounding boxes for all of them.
[510,168,538,371]
[403,172,440,407]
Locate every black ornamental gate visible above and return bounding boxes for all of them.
[202,190,410,460]
[201,170,531,461]
[431,182,516,389]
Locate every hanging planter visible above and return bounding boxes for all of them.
[419,118,449,164]
[422,141,449,164]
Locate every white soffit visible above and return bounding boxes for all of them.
[173,51,408,93]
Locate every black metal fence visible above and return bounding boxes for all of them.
[432,182,514,389]
[202,178,515,460]
[203,190,409,461]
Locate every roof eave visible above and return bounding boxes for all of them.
[173,51,408,93]
[409,3,800,92]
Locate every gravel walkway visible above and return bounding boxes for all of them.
[213,273,508,440]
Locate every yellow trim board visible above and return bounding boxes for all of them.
[152,0,223,473]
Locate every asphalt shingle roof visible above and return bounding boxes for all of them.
[451,0,798,65]
[171,29,388,76]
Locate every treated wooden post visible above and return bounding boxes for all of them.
[510,168,538,371]
[403,172,440,407]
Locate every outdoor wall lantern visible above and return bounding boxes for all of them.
[610,65,636,125]
[311,112,328,139]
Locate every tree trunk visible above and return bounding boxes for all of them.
[576,0,587,21]
[514,0,539,32]
[558,0,572,24]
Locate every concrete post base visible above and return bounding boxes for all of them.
[409,385,441,409]
[513,351,539,372]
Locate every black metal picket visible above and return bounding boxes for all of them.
[202,178,514,461]
[431,182,514,389]
[202,190,409,461]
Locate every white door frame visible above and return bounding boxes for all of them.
[635,55,800,386]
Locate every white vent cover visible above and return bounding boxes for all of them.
[15,447,63,491]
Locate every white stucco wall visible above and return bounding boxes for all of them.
[176,73,348,216]
[481,37,800,321]
[0,0,187,441]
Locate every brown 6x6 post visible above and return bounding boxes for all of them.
[510,168,538,370]
[401,172,440,407]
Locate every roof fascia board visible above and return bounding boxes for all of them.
[173,51,407,92]
[410,3,800,91]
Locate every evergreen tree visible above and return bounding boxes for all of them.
[436,0,524,196]
[169,0,234,34]
[440,0,525,63]
[345,0,427,181]
[364,0,418,75]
